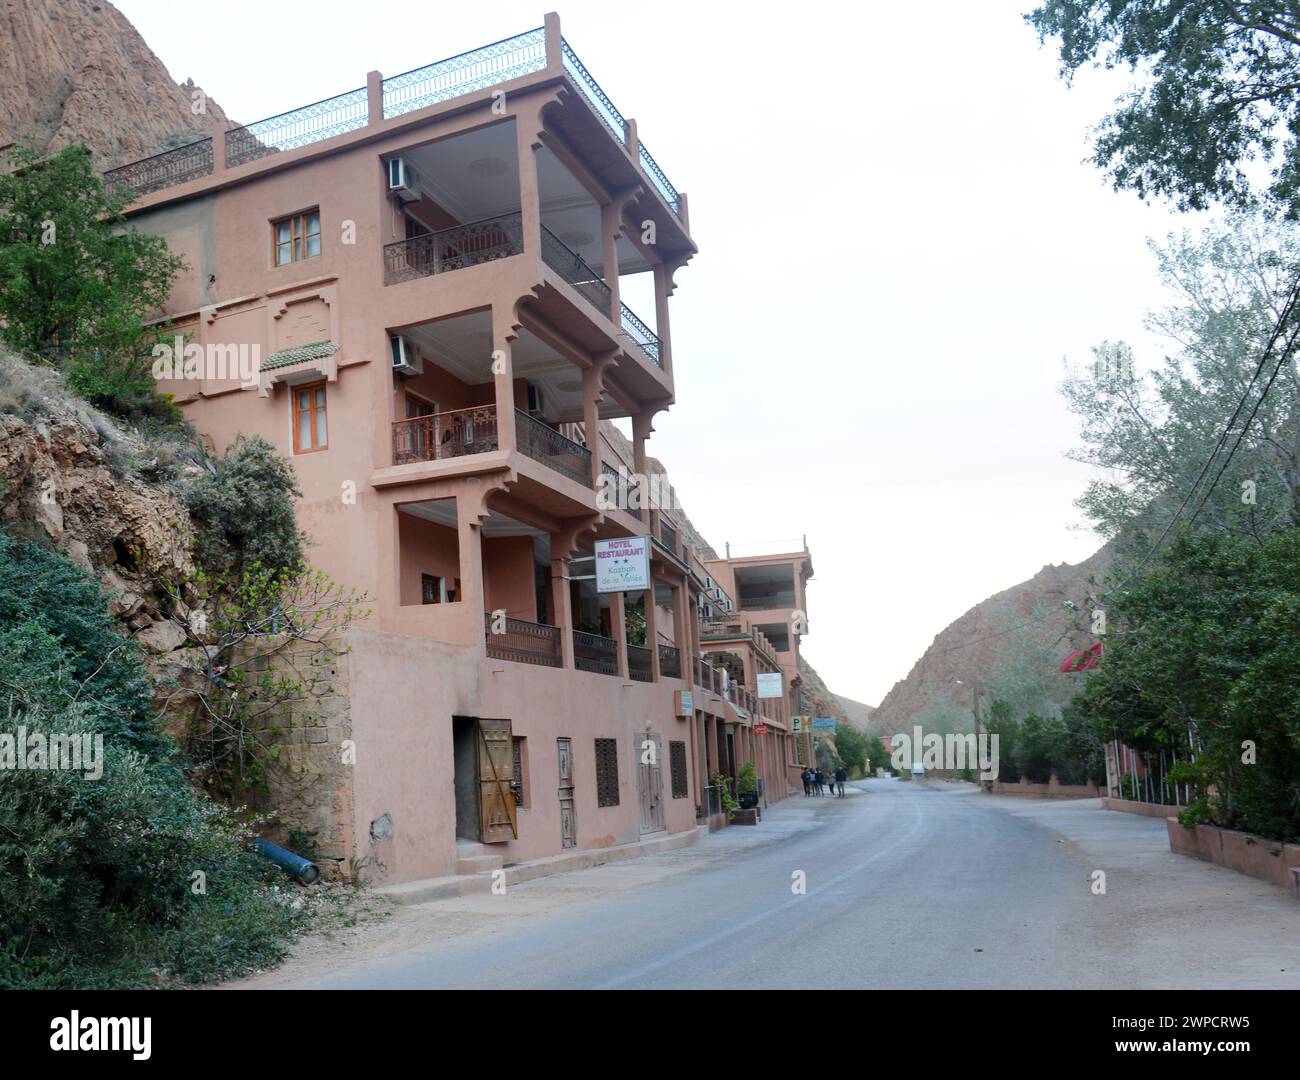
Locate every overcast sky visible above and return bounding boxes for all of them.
[115,0,1208,705]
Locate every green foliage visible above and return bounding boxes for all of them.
[865,735,894,775]
[1061,216,1300,545]
[0,531,302,987]
[736,761,759,795]
[711,774,740,816]
[183,434,307,579]
[1027,2,1300,215]
[834,722,869,774]
[623,596,647,647]
[166,563,368,799]
[1072,529,1300,840]
[0,532,160,756]
[0,143,185,418]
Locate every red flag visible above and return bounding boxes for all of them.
[1060,642,1103,673]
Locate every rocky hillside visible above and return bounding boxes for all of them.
[0,0,232,170]
[0,352,208,711]
[869,545,1113,739]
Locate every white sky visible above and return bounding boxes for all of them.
[115,0,1206,705]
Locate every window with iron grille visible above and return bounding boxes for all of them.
[512,736,527,808]
[594,738,619,807]
[669,740,688,799]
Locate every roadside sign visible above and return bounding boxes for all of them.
[811,716,836,732]
[754,723,769,736]
[756,671,783,699]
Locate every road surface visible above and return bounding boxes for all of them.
[236,779,1300,989]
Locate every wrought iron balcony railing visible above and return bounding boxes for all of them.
[515,409,592,487]
[103,137,213,199]
[658,644,681,680]
[540,225,612,317]
[485,613,562,667]
[226,86,368,169]
[573,629,618,676]
[384,28,546,119]
[627,644,653,683]
[392,405,499,465]
[659,516,678,553]
[383,213,523,284]
[619,302,663,367]
[101,28,685,226]
[560,38,628,143]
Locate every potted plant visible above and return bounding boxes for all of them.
[736,762,760,809]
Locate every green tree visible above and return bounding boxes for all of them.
[1028,2,1300,215]
[834,722,868,774]
[0,143,184,416]
[1072,528,1300,840]
[1060,215,1300,546]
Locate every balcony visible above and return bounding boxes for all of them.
[485,614,561,667]
[103,23,685,226]
[620,302,663,367]
[104,138,213,199]
[658,644,681,679]
[540,224,612,315]
[383,213,523,285]
[627,644,653,683]
[514,410,591,487]
[392,405,499,465]
[574,629,618,675]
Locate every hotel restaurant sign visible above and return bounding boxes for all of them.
[595,537,651,593]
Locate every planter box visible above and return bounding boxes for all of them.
[1101,797,1183,819]
[730,808,759,826]
[1166,819,1300,893]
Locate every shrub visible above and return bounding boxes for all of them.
[0,531,303,987]
[183,434,307,578]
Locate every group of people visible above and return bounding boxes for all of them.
[801,766,847,797]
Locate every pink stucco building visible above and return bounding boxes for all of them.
[111,13,811,884]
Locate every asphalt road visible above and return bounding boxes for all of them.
[256,779,1207,990]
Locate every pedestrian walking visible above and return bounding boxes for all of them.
[801,768,812,796]
[815,769,825,795]
[835,766,847,797]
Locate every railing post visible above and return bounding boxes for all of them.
[211,127,227,176]
[653,262,672,377]
[367,70,384,126]
[544,11,563,73]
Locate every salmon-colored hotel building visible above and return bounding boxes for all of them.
[111,12,818,885]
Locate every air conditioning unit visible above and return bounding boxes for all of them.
[704,577,714,590]
[390,334,422,377]
[387,157,423,203]
[526,382,546,417]
[724,599,732,611]
[714,588,723,601]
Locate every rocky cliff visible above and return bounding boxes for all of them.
[0,0,232,170]
[869,545,1113,739]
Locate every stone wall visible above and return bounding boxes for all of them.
[229,634,356,881]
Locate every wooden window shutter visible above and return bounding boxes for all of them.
[477,718,517,843]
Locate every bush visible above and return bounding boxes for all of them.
[0,531,303,987]
[183,434,307,578]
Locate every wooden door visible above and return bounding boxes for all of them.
[637,733,664,834]
[557,737,576,849]
[477,719,517,843]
